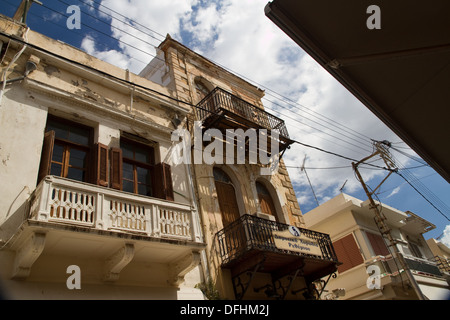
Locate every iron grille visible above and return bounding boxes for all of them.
[195,87,290,140]
[215,214,338,266]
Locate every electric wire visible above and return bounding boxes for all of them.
[0,29,407,175]
[2,2,448,222]
[48,0,376,156]
[2,0,379,158]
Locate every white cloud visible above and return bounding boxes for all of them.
[386,186,401,199]
[79,0,414,210]
[80,35,129,70]
[440,225,450,248]
[80,0,198,73]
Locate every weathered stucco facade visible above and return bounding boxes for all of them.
[0,15,205,299]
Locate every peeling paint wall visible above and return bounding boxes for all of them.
[0,17,204,300]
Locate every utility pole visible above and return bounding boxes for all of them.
[352,140,426,300]
[13,0,43,24]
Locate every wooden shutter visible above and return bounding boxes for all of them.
[333,234,364,273]
[94,143,109,187]
[155,162,174,201]
[366,232,390,256]
[216,181,241,227]
[37,130,55,184]
[110,147,123,190]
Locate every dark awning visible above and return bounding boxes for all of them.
[265,0,450,182]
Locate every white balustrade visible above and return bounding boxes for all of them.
[30,176,201,243]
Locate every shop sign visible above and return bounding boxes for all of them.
[273,226,322,257]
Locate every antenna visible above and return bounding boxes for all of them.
[339,179,348,193]
[300,155,320,207]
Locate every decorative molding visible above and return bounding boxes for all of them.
[23,79,177,142]
[11,232,46,279]
[103,243,135,282]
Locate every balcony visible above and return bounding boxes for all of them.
[214,214,339,299]
[195,87,294,152]
[29,176,202,242]
[365,254,450,299]
[367,254,443,279]
[10,176,205,283]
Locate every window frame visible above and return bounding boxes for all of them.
[120,137,156,197]
[333,233,364,273]
[42,115,93,183]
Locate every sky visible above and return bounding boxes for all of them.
[1,0,449,245]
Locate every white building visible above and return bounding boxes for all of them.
[303,193,450,300]
[0,13,205,299]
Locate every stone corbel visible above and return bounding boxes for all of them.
[103,243,135,282]
[12,232,46,279]
[168,251,201,286]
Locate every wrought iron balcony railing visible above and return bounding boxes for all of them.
[196,87,291,141]
[215,214,338,266]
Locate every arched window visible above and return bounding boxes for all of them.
[195,79,211,102]
[213,167,240,227]
[256,181,278,221]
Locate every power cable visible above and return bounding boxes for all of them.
[4,0,378,157]
[54,0,376,155]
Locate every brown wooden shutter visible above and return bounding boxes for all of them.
[110,147,123,190]
[37,130,55,184]
[155,162,174,201]
[366,232,390,256]
[333,234,364,273]
[94,143,109,187]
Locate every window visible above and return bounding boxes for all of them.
[213,167,240,227]
[409,242,424,259]
[121,138,155,197]
[366,232,390,256]
[108,135,173,201]
[195,79,211,102]
[38,116,93,183]
[38,117,174,201]
[256,181,277,221]
[333,234,364,273]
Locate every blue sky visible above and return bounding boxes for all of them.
[1,0,449,243]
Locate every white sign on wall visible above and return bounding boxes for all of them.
[273,226,322,257]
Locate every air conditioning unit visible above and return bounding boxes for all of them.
[256,212,276,221]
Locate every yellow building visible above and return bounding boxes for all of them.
[141,35,340,300]
[426,238,450,275]
[304,193,450,300]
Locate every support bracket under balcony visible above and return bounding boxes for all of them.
[12,231,46,279]
[232,253,266,300]
[272,261,305,300]
[168,251,201,286]
[316,272,338,298]
[103,243,135,282]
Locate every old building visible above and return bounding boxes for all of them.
[426,238,450,275]
[0,5,340,299]
[140,35,340,300]
[304,193,450,300]
[0,14,205,299]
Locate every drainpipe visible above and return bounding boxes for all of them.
[0,27,30,106]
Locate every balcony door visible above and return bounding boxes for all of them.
[214,167,240,227]
[256,181,278,221]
